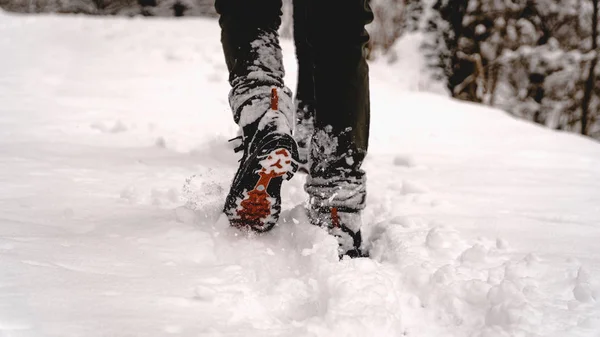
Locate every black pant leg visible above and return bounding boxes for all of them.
[293,0,316,112]
[292,0,317,158]
[215,0,282,74]
[215,0,293,133]
[309,0,372,156]
[304,0,373,212]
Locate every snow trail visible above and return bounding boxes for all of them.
[0,12,599,337]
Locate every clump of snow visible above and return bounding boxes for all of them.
[496,238,509,250]
[401,180,429,194]
[120,185,139,203]
[426,226,460,250]
[460,244,488,263]
[155,136,167,148]
[174,206,198,224]
[573,284,596,303]
[393,154,415,167]
[91,120,128,134]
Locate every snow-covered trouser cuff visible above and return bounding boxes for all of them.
[306,174,366,212]
[305,127,367,213]
[215,0,293,133]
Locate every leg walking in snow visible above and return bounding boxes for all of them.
[217,0,373,258]
[217,0,299,232]
[299,0,373,258]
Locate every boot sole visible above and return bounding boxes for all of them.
[225,135,298,232]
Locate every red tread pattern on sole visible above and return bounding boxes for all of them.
[234,148,292,230]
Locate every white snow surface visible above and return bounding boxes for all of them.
[1,12,600,337]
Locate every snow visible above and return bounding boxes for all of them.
[0,12,599,337]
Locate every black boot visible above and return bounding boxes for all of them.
[224,89,299,232]
[216,0,299,231]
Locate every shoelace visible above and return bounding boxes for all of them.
[228,88,279,159]
[228,136,245,154]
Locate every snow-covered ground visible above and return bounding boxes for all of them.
[1,12,599,337]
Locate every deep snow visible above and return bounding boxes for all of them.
[0,12,599,337]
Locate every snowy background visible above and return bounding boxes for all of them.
[1,10,600,337]
[2,0,600,140]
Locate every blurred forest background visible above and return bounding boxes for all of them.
[1,0,598,140]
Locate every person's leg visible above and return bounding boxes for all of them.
[216,0,299,232]
[292,0,316,166]
[305,0,373,257]
[215,0,293,138]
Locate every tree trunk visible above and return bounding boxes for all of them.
[582,0,598,136]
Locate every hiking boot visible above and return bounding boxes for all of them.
[308,206,367,258]
[224,88,300,232]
